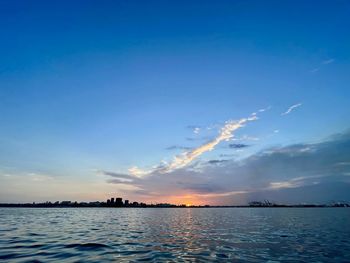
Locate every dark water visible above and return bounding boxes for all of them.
[0,208,349,262]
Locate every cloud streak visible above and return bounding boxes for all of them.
[281,103,302,116]
[322,59,335,65]
[229,143,250,149]
[129,113,258,176]
[310,58,334,73]
[166,145,192,151]
[159,115,257,173]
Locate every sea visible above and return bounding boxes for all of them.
[0,207,349,262]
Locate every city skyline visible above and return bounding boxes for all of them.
[0,1,350,205]
[1,195,349,208]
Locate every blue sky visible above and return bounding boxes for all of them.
[0,1,349,204]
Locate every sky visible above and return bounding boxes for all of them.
[0,0,350,205]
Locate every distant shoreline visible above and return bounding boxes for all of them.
[0,204,348,208]
[1,198,349,208]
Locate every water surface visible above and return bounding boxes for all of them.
[0,208,349,262]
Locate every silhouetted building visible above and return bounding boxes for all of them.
[111,198,115,205]
[107,199,111,205]
[125,200,129,206]
[115,197,123,207]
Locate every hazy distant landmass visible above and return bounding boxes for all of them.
[1,197,349,208]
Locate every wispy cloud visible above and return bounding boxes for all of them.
[98,170,136,180]
[190,190,249,198]
[27,173,54,182]
[187,125,201,134]
[229,143,250,149]
[166,145,192,151]
[237,135,260,141]
[154,114,257,174]
[207,159,228,165]
[310,68,319,73]
[219,153,236,158]
[250,106,272,116]
[128,113,258,176]
[322,59,335,65]
[268,181,300,190]
[310,58,334,73]
[193,127,200,134]
[258,106,272,113]
[281,103,302,116]
[128,166,153,178]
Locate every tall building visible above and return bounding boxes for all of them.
[111,198,115,205]
[124,200,129,206]
[115,197,123,207]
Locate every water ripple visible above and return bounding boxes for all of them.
[65,243,111,250]
[0,208,349,262]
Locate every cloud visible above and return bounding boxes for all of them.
[98,170,140,183]
[258,106,272,112]
[154,114,257,174]
[105,130,350,205]
[250,106,271,118]
[229,143,250,149]
[128,166,152,178]
[310,58,334,73]
[281,103,302,116]
[219,153,236,158]
[322,59,335,65]
[128,113,258,176]
[207,159,228,165]
[166,145,192,151]
[187,125,201,134]
[268,181,300,190]
[98,171,127,178]
[98,170,136,180]
[185,136,211,141]
[187,125,200,129]
[27,173,54,182]
[238,135,260,141]
[335,162,350,166]
[179,182,224,194]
